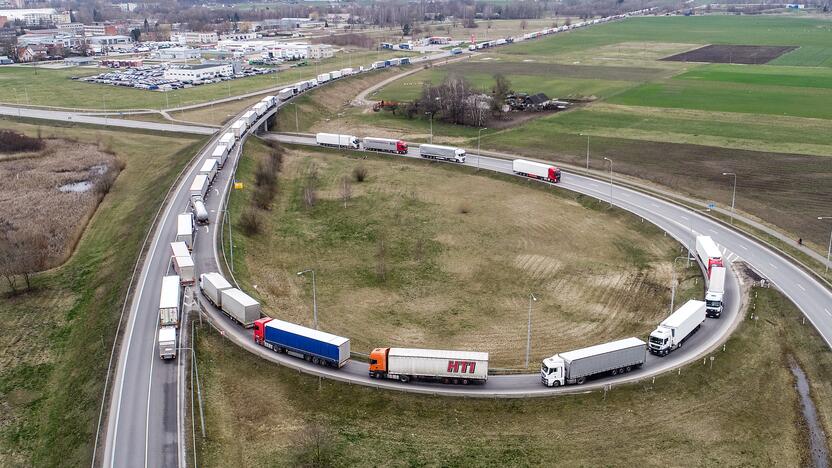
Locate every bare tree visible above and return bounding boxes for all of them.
[291,423,337,467]
[339,175,352,208]
[520,19,528,30]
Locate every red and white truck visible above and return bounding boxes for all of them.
[369,347,489,384]
[705,266,726,318]
[695,235,723,276]
[363,137,408,154]
[512,159,561,183]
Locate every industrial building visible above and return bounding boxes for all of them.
[172,32,218,45]
[0,8,70,26]
[163,62,233,81]
[151,47,201,60]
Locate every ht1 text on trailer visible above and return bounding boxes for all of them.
[369,347,488,384]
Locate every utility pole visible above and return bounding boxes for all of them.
[477,127,487,170]
[525,293,537,368]
[722,172,737,225]
[819,217,832,272]
[603,157,613,207]
[670,256,689,313]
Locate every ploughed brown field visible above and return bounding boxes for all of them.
[662,44,798,64]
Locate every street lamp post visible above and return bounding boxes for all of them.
[819,217,832,272]
[477,127,487,170]
[603,157,613,207]
[297,269,318,329]
[426,111,434,144]
[525,293,537,368]
[670,256,689,313]
[722,172,737,225]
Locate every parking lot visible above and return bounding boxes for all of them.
[76,64,276,91]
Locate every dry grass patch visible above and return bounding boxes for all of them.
[0,138,121,268]
[230,147,699,368]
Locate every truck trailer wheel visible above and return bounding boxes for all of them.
[576,377,586,385]
[611,368,618,376]
[399,375,410,383]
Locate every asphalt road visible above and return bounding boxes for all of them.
[99,60,830,468]
[0,105,217,135]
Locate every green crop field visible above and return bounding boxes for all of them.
[498,16,832,67]
[677,63,832,89]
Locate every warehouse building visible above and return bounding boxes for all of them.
[163,62,233,81]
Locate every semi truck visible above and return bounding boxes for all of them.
[220,288,261,327]
[369,347,488,384]
[253,101,268,117]
[243,110,257,127]
[261,95,276,108]
[419,144,466,163]
[199,272,232,307]
[176,212,194,250]
[254,317,351,368]
[451,47,462,55]
[159,275,181,327]
[219,132,235,151]
[231,120,246,139]
[330,70,342,79]
[363,137,408,154]
[317,73,331,83]
[695,235,724,276]
[158,326,177,360]
[171,252,194,285]
[189,174,209,200]
[705,266,726,318]
[190,196,209,225]
[211,144,228,168]
[278,88,294,101]
[512,159,561,183]
[340,67,354,76]
[198,159,218,185]
[648,300,706,356]
[540,337,646,387]
[315,133,360,149]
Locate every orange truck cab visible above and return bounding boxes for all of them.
[368,347,389,378]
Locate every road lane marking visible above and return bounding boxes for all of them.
[739,244,748,250]
[769,262,778,269]
[826,308,831,317]
[797,284,806,291]
[709,229,718,234]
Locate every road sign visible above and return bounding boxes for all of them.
[707,202,716,210]
[234,182,244,190]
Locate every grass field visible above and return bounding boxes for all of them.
[0,50,405,110]
[0,120,204,466]
[190,285,832,466]
[226,142,700,367]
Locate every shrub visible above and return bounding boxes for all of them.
[353,165,368,182]
[239,209,263,236]
[252,184,275,210]
[0,130,45,154]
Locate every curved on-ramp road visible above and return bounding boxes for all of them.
[98,80,832,468]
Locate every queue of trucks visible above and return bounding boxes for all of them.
[153,35,727,393]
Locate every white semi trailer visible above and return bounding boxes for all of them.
[512,159,562,183]
[648,300,706,356]
[231,120,246,139]
[369,347,489,384]
[695,235,724,276]
[159,275,181,327]
[199,272,232,308]
[198,158,218,185]
[706,266,726,318]
[315,133,360,149]
[220,288,261,327]
[189,174,209,200]
[418,144,466,163]
[541,337,646,387]
[158,326,177,360]
[219,132,235,151]
[176,213,194,250]
[211,144,228,168]
[278,88,294,101]
[243,110,257,127]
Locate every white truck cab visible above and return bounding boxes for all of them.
[540,356,566,387]
[648,327,673,355]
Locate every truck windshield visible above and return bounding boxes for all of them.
[648,336,664,345]
[541,364,549,374]
[706,300,720,307]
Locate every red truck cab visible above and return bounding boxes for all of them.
[253,317,273,345]
[550,166,562,183]
[396,140,408,154]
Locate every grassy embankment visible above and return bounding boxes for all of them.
[191,283,832,466]
[0,49,406,111]
[0,119,204,466]
[224,141,700,366]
